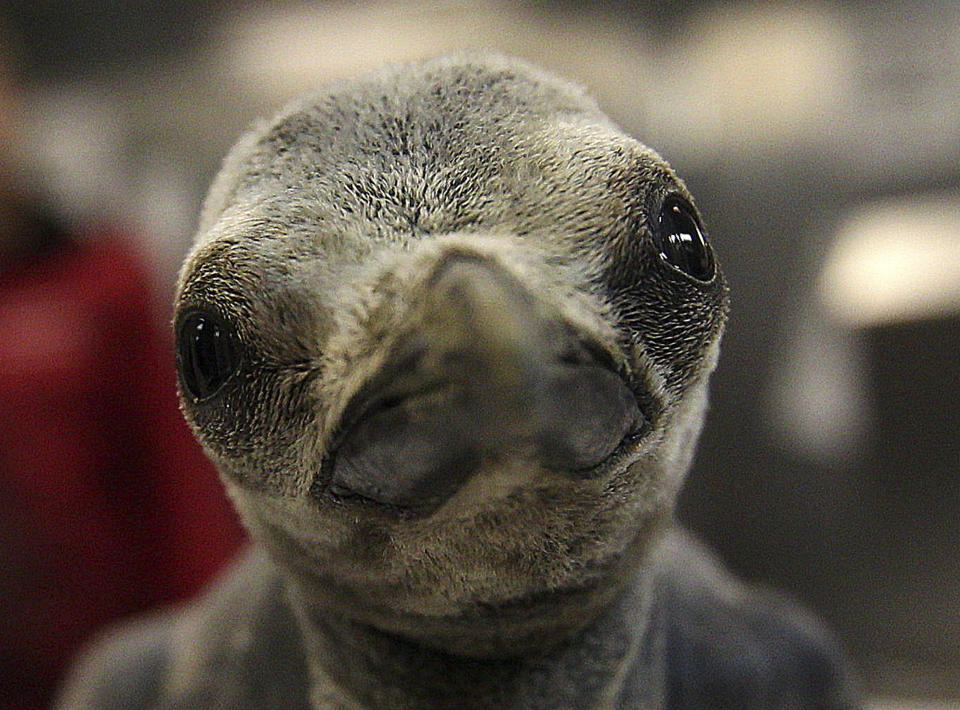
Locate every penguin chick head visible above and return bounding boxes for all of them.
[174,53,728,656]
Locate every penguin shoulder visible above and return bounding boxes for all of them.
[651,529,860,709]
[55,549,310,710]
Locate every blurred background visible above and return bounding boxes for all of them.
[0,1,957,708]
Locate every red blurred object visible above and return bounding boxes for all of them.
[0,229,245,710]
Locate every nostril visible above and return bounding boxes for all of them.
[328,481,358,499]
[577,338,622,374]
[378,394,406,410]
[389,342,428,377]
[558,350,586,366]
[555,333,622,373]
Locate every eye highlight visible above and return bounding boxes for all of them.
[654,196,715,282]
[177,310,240,402]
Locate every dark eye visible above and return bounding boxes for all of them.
[654,196,715,282]
[177,310,240,402]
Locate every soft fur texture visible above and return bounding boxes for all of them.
[57,53,859,709]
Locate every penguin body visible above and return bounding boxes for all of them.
[57,53,858,709]
[59,532,854,709]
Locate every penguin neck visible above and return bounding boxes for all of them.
[281,525,672,710]
[286,566,665,710]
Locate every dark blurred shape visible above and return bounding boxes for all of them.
[0,217,246,710]
[850,315,960,696]
[867,318,960,476]
[0,0,226,82]
[0,22,245,710]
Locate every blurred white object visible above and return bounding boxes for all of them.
[644,3,853,160]
[820,193,960,327]
[770,302,870,463]
[772,191,960,462]
[217,0,653,116]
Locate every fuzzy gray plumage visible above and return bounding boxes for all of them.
[57,53,859,709]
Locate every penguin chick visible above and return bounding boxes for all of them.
[56,53,859,709]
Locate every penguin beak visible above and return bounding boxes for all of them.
[322,252,645,515]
